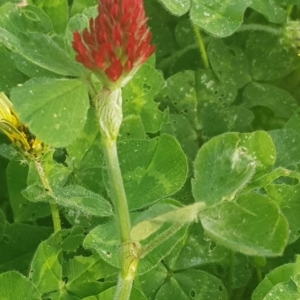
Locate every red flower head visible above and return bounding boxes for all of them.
[72,0,155,88]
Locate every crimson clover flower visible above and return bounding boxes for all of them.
[72,0,155,88]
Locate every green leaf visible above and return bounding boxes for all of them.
[190,0,251,37]
[155,269,227,300]
[156,0,190,16]
[168,223,229,270]
[174,19,196,48]
[262,281,300,300]
[0,210,5,240]
[252,259,300,300]
[23,184,113,217]
[119,115,146,141]
[118,134,188,210]
[84,200,188,274]
[250,0,287,24]
[123,63,166,133]
[11,78,90,147]
[0,46,25,94]
[245,32,299,81]
[268,129,300,168]
[161,114,198,168]
[27,151,71,188]
[228,253,251,289]
[192,132,275,206]
[0,223,52,274]
[82,286,147,300]
[65,253,118,298]
[66,108,105,194]
[6,159,50,222]
[70,0,97,17]
[0,271,41,299]
[243,83,297,119]
[0,29,84,76]
[195,69,237,107]
[157,70,198,129]
[208,39,251,89]
[137,263,167,300]
[266,183,300,243]
[200,192,288,256]
[0,3,53,34]
[29,230,65,296]
[33,0,68,34]
[285,109,300,135]
[238,131,276,178]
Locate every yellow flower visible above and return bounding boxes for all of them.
[0,92,48,159]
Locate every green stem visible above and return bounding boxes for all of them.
[192,24,209,69]
[33,160,61,232]
[96,88,140,300]
[237,24,280,35]
[101,138,131,243]
[102,138,139,300]
[114,276,133,300]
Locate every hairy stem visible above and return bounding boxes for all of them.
[237,24,279,35]
[102,138,131,242]
[34,160,61,233]
[96,88,138,300]
[192,24,209,69]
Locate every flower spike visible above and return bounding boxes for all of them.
[72,0,155,88]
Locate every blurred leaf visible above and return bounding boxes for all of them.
[119,115,146,141]
[155,269,227,299]
[208,39,251,89]
[83,286,147,300]
[0,210,5,240]
[245,31,299,81]
[0,271,41,299]
[29,230,64,296]
[66,108,105,194]
[251,0,287,23]
[70,0,97,17]
[266,183,300,243]
[0,46,25,93]
[156,0,190,16]
[32,0,68,34]
[190,0,251,37]
[167,223,229,270]
[0,3,53,34]
[243,83,297,119]
[285,109,300,135]
[252,259,300,300]
[11,78,90,147]
[65,253,118,298]
[269,129,300,168]
[157,70,198,129]
[23,184,113,217]
[123,64,166,133]
[0,223,52,274]
[6,159,50,222]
